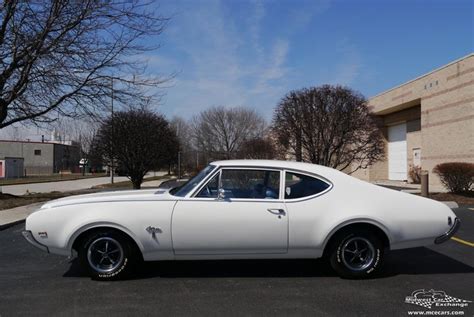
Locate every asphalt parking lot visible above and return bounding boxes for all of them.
[0,206,473,316]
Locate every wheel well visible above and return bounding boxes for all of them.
[71,226,143,261]
[322,222,390,257]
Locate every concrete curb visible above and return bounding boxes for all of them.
[0,219,25,231]
[0,202,43,231]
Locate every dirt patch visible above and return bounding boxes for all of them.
[0,190,99,211]
[0,175,170,210]
[426,192,474,206]
[0,173,106,186]
[92,175,170,189]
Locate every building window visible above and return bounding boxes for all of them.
[34,149,41,156]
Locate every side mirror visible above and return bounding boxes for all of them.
[217,188,226,200]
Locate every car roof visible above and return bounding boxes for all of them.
[210,159,343,178]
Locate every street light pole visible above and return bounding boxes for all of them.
[176,123,180,180]
[110,77,114,184]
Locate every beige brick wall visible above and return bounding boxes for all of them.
[367,54,474,191]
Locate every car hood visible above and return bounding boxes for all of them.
[40,188,176,209]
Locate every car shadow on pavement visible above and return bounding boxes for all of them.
[63,247,474,280]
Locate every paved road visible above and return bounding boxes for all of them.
[1,172,167,195]
[0,207,472,316]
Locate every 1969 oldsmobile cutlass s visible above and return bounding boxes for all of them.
[23,160,459,280]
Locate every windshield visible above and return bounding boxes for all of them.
[171,165,217,197]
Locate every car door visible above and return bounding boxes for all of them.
[172,168,288,255]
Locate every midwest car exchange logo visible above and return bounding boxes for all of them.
[405,289,471,309]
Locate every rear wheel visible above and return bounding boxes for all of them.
[329,230,385,279]
[78,230,136,280]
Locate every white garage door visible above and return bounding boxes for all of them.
[388,123,407,181]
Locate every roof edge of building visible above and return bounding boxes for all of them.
[0,139,78,146]
[369,52,474,100]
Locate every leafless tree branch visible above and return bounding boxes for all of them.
[273,85,384,172]
[0,0,169,129]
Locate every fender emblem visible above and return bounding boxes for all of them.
[146,226,162,237]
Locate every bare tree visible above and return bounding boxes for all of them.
[170,116,192,152]
[273,85,384,173]
[54,117,98,152]
[191,106,267,160]
[170,116,200,173]
[93,109,178,189]
[0,0,168,129]
[239,137,276,159]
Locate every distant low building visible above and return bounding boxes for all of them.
[0,140,81,175]
[0,157,24,178]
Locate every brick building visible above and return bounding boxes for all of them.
[353,53,473,190]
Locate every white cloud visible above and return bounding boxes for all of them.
[329,38,363,86]
[145,0,333,120]
[248,0,265,59]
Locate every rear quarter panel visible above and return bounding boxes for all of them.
[285,174,454,257]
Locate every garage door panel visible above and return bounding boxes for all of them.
[388,123,407,181]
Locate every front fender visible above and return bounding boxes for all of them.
[26,201,176,260]
[66,221,145,256]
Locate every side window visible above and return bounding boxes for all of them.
[220,169,280,199]
[284,172,330,199]
[196,173,219,198]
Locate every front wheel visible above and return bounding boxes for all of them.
[329,230,385,279]
[78,230,136,280]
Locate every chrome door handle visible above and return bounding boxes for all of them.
[267,208,285,215]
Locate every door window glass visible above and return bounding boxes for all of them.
[220,169,280,199]
[284,172,330,199]
[196,173,219,198]
[171,164,216,197]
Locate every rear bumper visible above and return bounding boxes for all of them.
[434,218,460,244]
[22,230,49,253]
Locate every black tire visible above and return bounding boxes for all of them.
[78,230,136,280]
[328,229,385,279]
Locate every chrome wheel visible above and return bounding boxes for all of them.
[341,237,375,271]
[87,237,124,273]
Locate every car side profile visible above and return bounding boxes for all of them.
[23,160,460,280]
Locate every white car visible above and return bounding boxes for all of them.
[23,160,459,280]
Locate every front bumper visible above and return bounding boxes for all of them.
[22,230,49,253]
[434,217,461,244]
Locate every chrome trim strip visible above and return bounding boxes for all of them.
[434,218,461,244]
[188,164,334,202]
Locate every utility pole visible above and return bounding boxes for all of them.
[110,77,114,184]
[178,151,181,180]
[176,123,180,180]
[196,151,199,170]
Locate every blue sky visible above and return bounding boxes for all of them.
[0,0,472,140]
[149,0,473,120]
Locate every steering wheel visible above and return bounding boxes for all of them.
[204,185,212,197]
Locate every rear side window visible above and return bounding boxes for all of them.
[284,172,330,199]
